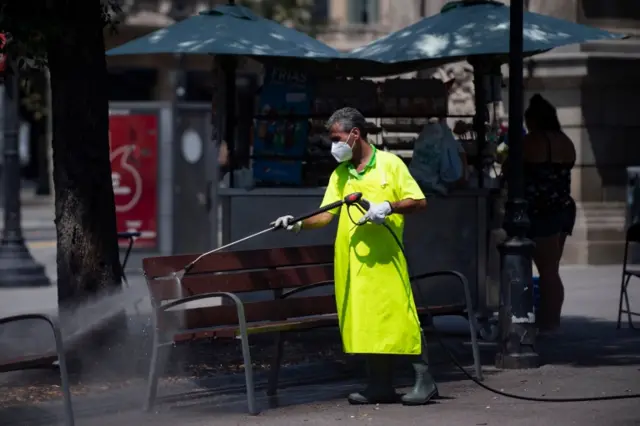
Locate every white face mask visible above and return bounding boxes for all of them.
[331,131,354,163]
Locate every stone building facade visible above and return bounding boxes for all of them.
[108,0,640,264]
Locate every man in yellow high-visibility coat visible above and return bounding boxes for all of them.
[273,107,438,405]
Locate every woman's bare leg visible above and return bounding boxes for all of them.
[559,234,568,259]
[533,234,564,330]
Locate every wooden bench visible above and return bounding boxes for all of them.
[142,245,481,415]
[0,314,75,426]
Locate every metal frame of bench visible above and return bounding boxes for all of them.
[142,246,336,415]
[143,249,482,415]
[0,313,75,426]
[266,270,483,397]
[144,272,257,414]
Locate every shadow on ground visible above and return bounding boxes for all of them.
[0,320,492,425]
[536,316,640,368]
[1,314,639,425]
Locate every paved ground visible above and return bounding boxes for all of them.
[1,199,640,425]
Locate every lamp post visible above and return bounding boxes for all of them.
[0,61,50,288]
[495,0,539,369]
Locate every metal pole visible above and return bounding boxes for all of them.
[36,71,52,195]
[46,70,54,196]
[222,57,237,188]
[171,52,187,145]
[0,62,50,287]
[472,59,487,189]
[495,0,539,369]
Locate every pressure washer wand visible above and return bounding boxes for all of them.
[179,192,364,275]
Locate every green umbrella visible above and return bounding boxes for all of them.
[349,0,627,65]
[107,4,343,61]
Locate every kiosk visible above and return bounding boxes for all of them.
[217,67,503,320]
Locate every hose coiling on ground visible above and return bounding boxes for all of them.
[346,203,640,403]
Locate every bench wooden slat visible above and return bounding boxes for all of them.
[416,304,466,317]
[174,315,340,341]
[161,294,338,331]
[143,244,470,347]
[143,245,334,278]
[0,354,58,373]
[170,303,468,342]
[148,264,334,301]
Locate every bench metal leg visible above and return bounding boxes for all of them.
[462,291,483,381]
[413,271,483,381]
[419,328,431,365]
[0,314,75,426]
[266,331,285,396]
[440,271,483,381]
[144,330,170,412]
[153,290,257,414]
[51,320,75,426]
[237,325,257,415]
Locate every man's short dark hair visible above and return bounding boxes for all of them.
[326,107,368,138]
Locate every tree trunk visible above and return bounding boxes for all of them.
[46,0,122,309]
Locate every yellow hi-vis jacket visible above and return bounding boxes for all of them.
[321,147,425,355]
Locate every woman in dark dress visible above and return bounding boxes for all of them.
[522,94,577,332]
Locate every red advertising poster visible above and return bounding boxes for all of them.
[109,113,158,249]
[0,33,7,74]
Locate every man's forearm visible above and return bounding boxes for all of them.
[389,198,427,215]
[301,211,334,230]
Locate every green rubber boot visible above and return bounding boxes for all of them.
[401,361,438,405]
[348,355,399,405]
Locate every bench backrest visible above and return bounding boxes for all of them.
[142,245,335,332]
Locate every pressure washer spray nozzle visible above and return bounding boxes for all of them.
[343,192,363,205]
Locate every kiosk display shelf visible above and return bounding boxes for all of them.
[245,76,460,187]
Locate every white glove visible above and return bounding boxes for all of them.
[361,201,393,225]
[271,215,302,233]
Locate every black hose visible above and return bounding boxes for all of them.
[346,203,640,402]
